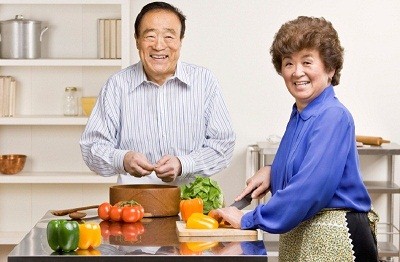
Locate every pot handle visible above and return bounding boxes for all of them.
[40,27,49,42]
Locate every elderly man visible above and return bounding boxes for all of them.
[80,2,235,185]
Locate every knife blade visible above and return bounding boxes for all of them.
[229,190,254,210]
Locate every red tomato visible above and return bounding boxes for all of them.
[121,223,138,242]
[109,222,123,236]
[133,221,145,235]
[99,220,111,239]
[137,205,145,220]
[98,202,112,220]
[109,205,123,222]
[114,201,145,220]
[121,206,140,223]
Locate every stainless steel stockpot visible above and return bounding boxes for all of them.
[0,15,48,59]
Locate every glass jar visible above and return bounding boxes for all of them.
[63,87,78,116]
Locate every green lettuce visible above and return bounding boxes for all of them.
[180,176,224,214]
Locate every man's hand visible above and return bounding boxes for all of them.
[123,151,155,177]
[154,155,182,183]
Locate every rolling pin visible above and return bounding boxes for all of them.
[356,135,390,146]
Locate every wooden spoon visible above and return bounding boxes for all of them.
[51,204,99,216]
[69,211,87,220]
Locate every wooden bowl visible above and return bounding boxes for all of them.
[109,184,180,217]
[0,154,27,175]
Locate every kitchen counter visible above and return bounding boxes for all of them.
[8,210,269,261]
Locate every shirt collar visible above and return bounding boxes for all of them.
[293,85,335,120]
[132,61,190,90]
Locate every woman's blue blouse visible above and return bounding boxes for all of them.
[241,86,371,234]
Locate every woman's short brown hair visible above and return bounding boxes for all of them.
[270,16,344,86]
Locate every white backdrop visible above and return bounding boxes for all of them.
[129,1,400,211]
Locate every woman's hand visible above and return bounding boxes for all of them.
[209,207,244,229]
[235,165,271,201]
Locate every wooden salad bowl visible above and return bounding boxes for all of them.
[109,184,181,217]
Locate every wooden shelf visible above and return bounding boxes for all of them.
[0,0,131,250]
[0,115,88,125]
[0,58,121,67]
[0,0,126,5]
[0,172,116,184]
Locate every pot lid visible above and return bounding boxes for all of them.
[1,15,41,24]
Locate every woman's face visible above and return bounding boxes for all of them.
[281,49,335,111]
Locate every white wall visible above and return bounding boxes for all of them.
[130,0,400,209]
[128,1,400,245]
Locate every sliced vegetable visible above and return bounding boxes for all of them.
[78,223,102,250]
[181,176,224,214]
[180,198,203,222]
[47,219,79,252]
[186,212,219,229]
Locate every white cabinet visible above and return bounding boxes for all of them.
[0,0,131,245]
[248,143,400,260]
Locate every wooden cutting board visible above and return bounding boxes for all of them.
[176,221,258,241]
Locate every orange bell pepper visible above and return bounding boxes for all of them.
[186,212,219,229]
[180,198,204,222]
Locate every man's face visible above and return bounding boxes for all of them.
[136,9,182,85]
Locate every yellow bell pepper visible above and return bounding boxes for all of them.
[76,248,101,256]
[186,212,219,229]
[186,241,219,252]
[78,223,102,250]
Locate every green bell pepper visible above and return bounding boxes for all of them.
[47,219,79,252]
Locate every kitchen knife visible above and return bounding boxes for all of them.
[229,190,254,210]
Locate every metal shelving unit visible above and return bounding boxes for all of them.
[248,143,400,260]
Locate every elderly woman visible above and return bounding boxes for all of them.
[212,16,379,261]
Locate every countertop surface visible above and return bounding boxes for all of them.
[8,210,269,261]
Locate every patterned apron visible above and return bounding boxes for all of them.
[278,209,379,262]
